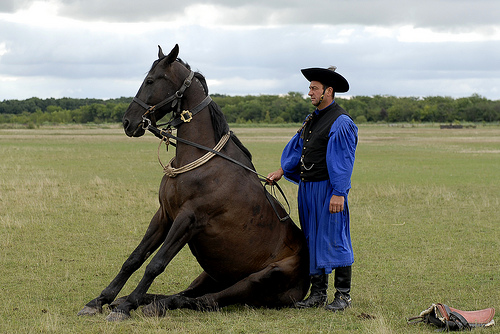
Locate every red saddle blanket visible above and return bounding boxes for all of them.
[408,303,495,331]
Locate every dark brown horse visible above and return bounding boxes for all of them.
[77,44,309,321]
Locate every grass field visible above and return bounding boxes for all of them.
[0,124,499,333]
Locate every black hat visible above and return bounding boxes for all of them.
[301,66,349,93]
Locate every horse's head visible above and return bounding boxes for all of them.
[123,44,192,137]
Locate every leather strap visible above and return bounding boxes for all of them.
[448,312,471,331]
[170,96,213,128]
[133,71,195,122]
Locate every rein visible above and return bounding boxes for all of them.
[146,123,291,222]
[133,68,291,222]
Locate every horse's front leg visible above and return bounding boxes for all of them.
[106,209,196,321]
[77,208,169,316]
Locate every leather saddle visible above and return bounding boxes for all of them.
[408,303,495,331]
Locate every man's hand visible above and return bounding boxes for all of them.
[266,168,284,185]
[329,195,345,213]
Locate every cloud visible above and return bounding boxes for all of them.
[5,0,500,29]
[0,0,33,13]
[1,0,499,100]
[65,0,499,34]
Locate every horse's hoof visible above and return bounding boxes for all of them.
[77,305,101,316]
[105,310,131,322]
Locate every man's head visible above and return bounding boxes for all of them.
[308,81,334,107]
[301,66,349,108]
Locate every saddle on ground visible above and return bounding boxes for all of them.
[408,303,495,331]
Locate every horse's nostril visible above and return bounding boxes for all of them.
[123,119,129,129]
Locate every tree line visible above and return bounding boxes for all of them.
[1,93,499,126]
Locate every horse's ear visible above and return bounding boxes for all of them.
[165,44,179,65]
[158,45,165,59]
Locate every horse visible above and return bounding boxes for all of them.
[77,44,310,321]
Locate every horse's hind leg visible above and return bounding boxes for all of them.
[110,271,220,310]
[78,209,169,316]
[142,271,228,316]
[144,255,309,314]
[208,256,309,308]
[180,271,229,297]
[110,293,167,310]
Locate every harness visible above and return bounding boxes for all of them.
[132,70,291,222]
[133,71,195,126]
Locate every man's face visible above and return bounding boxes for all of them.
[308,81,324,107]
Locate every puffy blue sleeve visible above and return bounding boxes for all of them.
[280,132,303,184]
[326,115,358,197]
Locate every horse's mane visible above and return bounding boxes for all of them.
[176,59,253,161]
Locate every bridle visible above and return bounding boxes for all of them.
[132,70,198,130]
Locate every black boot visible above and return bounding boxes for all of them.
[295,274,328,308]
[325,266,351,312]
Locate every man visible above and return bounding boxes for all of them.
[267,66,357,311]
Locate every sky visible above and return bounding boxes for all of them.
[1,0,499,100]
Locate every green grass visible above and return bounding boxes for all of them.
[0,124,498,333]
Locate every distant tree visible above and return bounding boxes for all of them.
[0,95,499,124]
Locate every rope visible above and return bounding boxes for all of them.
[149,125,291,221]
[161,132,231,177]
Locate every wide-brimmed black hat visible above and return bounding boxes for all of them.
[301,66,349,93]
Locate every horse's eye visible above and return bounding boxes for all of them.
[146,78,154,85]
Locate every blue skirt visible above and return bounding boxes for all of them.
[298,180,354,275]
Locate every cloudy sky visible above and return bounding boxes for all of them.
[1,0,499,100]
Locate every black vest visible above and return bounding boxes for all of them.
[299,102,349,182]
